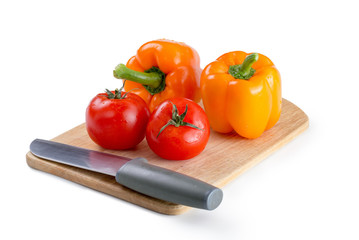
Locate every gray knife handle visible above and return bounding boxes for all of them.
[115,158,223,210]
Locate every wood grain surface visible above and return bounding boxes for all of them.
[26,99,309,215]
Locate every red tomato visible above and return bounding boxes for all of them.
[86,89,150,150]
[146,98,210,160]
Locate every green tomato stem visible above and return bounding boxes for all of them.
[156,102,203,138]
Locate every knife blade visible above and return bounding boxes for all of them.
[29,139,223,210]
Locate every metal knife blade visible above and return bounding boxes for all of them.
[30,139,129,176]
[29,139,223,210]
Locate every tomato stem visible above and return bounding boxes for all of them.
[105,80,127,99]
[157,102,203,138]
[105,88,122,99]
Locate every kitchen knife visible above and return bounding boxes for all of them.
[29,139,223,210]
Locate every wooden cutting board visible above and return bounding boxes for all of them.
[26,99,308,215]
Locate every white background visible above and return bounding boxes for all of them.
[1,0,358,239]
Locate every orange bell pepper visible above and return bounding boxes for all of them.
[113,39,201,112]
[200,51,282,139]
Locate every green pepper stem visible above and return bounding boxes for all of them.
[228,53,259,80]
[113,64,162,88]
[238,53,258,78]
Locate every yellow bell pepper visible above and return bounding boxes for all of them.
[200,51,282,139]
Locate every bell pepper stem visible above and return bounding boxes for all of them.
[228,53,259,80]
[239,53,259,77]
[113,64,162,89]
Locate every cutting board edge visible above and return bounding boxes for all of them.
[26,152,190,215]
[214,112,309,187]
